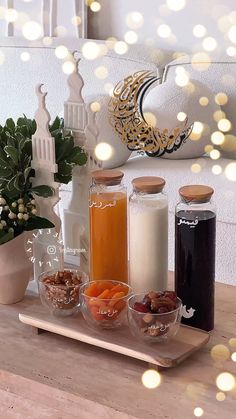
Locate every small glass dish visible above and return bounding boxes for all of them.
[80,280,132,329]
[128,293,182,343]
[38,269,88,317]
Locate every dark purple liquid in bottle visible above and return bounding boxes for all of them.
[175,210,216,331]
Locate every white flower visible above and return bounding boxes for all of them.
[4,205,9,211]
[11,202,17,208]
[17,198,23,204]
[0,197,6,206]
[23,214,29,221]
[8,212,16,220]
[18,205,25,213]
[31,199,36,205]
[17,213,24,220]
[1,220,7,226]
[31,209,37,215]
[8,228,14,233]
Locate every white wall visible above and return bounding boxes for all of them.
[89,0,236,57]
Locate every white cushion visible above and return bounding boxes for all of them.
[142,79,220,159]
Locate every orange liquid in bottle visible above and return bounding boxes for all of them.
[89,192,128,283]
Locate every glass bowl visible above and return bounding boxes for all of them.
[38,269,88,317]
[128,293,182,343]
[80,280,132,329]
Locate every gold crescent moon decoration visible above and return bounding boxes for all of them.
[108,70,194,157]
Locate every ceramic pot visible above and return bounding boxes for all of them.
[0,233,33,304]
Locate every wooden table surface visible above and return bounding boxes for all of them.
[0,279,235,419]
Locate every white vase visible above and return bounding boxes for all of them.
[0,233,33,304]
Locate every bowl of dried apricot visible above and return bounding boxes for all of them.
[80,280,132,329]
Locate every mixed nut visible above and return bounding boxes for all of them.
[131,290,179,338]
[40,270,83,310]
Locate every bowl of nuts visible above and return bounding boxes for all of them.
[127,291,182,343]
[38,269,88,316]
[80,280,132,329]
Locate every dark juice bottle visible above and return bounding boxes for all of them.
[175,185,216,332]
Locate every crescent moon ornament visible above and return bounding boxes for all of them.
[108,70,194,157]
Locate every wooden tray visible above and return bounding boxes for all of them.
[19,305,210,368]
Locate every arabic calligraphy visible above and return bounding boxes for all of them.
[177,218,199,228]
[108,70,194,157]
[98,308,118,317]
[89,200,117,210]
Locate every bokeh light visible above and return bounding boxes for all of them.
[216,392,226,402]
[166,0,186,12]
[216,372,235,391]
[22,21,42,40]
[191,52,211,71]
[211,345,230,361]
[229,338,236,347]
[143,112,157,127]
[114,41,128,54]
[177,111,187,121]
[215,93,228,105]
[210,149,221,160]
[20,51,30,62]
[191,163,201,173]
[82,41,100,59]
[225,162,236,181]
[90,101,101,112]
[124,31,138,44]
[95,65,108,79]
[104,82,114,95]
[205,145,214,153]
[54,25,67,37]
[202,37,217,51]
[199,97,209,106]
[43,36,53,46]
[228,25,236,43]
[90,1,101,12]
[193,122,204,135]
[231,352,236,362]
[5,8,18,23]
[213,110,226,122]
[193,25,207,38]
[55,45,69,59]
[218,119,231,132]
[72,15,82,26]
[126,12,144,29]
[212,165,222,175]
[227,46,236,56]
[211,131,225,145]
[142,369,162,389]
[194,407,204,417]
[62,61,76,75]
[95,142,113,161]
[157,24,172,38]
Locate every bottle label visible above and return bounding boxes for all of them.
[181,305,196,319]
[89,200,117,210]
[177,218,199,228]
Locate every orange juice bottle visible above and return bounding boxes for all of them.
[89,170,128,283]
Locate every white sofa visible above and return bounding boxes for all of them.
[0,39,235,285]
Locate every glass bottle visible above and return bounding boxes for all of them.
[175,185,216,331]
[129,176,168,293]
[89,169,128,283]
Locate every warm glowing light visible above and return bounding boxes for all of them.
[143,112,157,127]
[55,45,69,59]
[22,21,42,40]
[205,145,213,153]
[157,24,172,38]
[95,66,108,79]
[177,111,187,121]
[211,131,225,145]
[126,12,144,29]
[55,26,67,37]
[62,61,76,75]
[211,345,230,361]
[72,15,81,26]
[229,338,236,347]
[218,119,231,132]
[5,8,18,23]
[216,372,235,391]
[215,92,228,105]
[142,369,161,389]
[225,162,236,181]
[166,0,186,11]
[213,110,226,122]
[82,41,100,60]
[212,165,222,175]
[90,1,101,12]
[227,46,236,57]
[90,101,101,112]
[95,142,113,161]
[20,51,30,62]
[191,164,201,173]
[228,25,236,44]
[124,31,138,44]
[114,41,128,54]
[191,52,211,71]
[199,97,209,106]
[194,407,204,417]
[104,83,114,95]
[175,73,189,87]
[216,392,226,401]
[202,37,217,51]
[193,25,207,38]
[193,122,204,134]
[210,149,221,160]
[231,352,236,362]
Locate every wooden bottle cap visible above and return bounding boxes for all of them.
[91,169,124,185]
[132,176,166,194]
[179,185,214,202]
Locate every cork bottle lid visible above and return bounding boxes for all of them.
[179,185,214,202]
[132,176,166,194]
[91,169,124,185]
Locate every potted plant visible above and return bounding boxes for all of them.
[0,115,87,304]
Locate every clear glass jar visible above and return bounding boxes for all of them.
[129,177,168,293]
[89,169,128,283]
[175,185,216,331]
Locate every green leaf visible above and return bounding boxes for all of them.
[50,116,61,132]
[30,185,54,197]
[14,172,25,192]
[6,118,15,133]
[7,175,17,191]
[57,161,73,176]
[24,216,55,231]
[0,166,13,179]
[0,230,14,245]
[21,140,32,156]
[56,137,74,162]
[54,173,72,184]
[31,119,37,134]
[4,146,18,166]
[67,147,87,165]
[24,167,34,181]
[0,147,9,166]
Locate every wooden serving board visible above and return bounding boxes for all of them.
[19,305,210,368]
